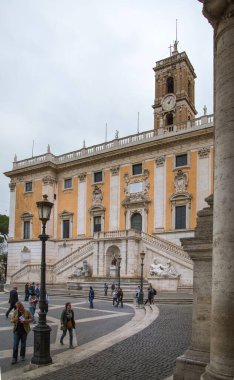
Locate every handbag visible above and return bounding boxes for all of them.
[66,319,73,329]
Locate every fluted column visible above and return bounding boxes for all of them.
[200,1,234,379]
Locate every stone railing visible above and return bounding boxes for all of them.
[95,229,141,239]
[12,114,214,170]
[141,232,192,264]
[11,264,54,282]
[53,241,94,274]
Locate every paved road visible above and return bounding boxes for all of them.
[0,293,192,380]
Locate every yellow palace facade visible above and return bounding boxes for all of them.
[5,46,214,290]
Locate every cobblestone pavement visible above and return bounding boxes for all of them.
[32,304,192,380]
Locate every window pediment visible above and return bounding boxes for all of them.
[59,210,74,219]
[21,212,33,221]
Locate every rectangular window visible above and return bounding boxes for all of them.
[94,216,101,232]
[176,154,187,167]
[23,221,30,239]
[94,171,103,183]
[25,182,32,192]
[175,205,186,229]
[132,163,142,176]
[63,220,70,238]
[64,178,72,189]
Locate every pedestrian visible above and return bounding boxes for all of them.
[24,283,29,301]
[28,292,38,323]
[89,286,95,308]
[104,282,108,296]
[45,292,49,314]
[60,302,76,349]
[144,287,154,305]
[152,287,157,304]
[11,302,32,364]
[116,288,123,308]
[6,286,18,318]
[111,283,115,293]
[135,285,140,306]
[27,283,34,297]
[35,283,40,299]
[112,288,118,306]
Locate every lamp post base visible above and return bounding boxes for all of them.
[138,291,144,306]
[31,323,52,365]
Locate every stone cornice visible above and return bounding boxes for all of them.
[201,0,234,28]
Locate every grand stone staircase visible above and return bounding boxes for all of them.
[10,230,193,294]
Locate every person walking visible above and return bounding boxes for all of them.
[60,302,76,349]
[35,284,40,299]
[116,288,123,308]
[144,287,154,305]
[89,286,95,308]
[135,285,140,306]
[6,286,18,318]
[28,292,38,323]
[104,282,108,296]
[11,302,32,364]
[24,283,29,301]
[112,288,118,306]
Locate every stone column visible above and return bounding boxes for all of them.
[173,195,213,380]
[200,2,234,379]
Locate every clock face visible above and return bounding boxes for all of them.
[162,94,176,111]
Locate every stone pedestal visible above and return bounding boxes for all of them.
[173,195,213,380]
[148,276,179,291]
[109,265,118,278]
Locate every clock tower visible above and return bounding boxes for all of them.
[152,42,197,130]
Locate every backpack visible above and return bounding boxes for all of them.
[153,289,157,295]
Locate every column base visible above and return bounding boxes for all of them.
[201,365,234,380]
[173,348,210,380]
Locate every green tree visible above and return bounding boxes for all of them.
[0,214,9,235]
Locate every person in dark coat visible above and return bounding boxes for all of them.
[6,287,18,318]
[116,288,123,308]
[144,287,154,305]
[89,286,95,308]
[24,283,29,301]
[60,302,76,348]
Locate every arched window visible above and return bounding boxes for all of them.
[166,113,173,126]
[166,76,174,94]
[131,213,142,231]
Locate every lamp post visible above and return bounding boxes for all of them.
[117,256,122,288]
[31,194,53,365]
[138,250,145,306]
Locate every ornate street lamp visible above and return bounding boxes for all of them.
[31,194,53,365]
[138,250,145,306]
[117,256,122,288]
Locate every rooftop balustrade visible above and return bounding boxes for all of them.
[12,114,214,170]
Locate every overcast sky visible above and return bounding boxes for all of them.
[0,0,213,216]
